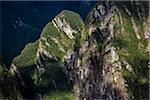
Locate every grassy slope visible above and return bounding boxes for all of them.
[112,5,149,99]
[58,10,84,31]
[13,41,38,68]
[40,10,85,61]
[11,10,84,99]
[13,10,85,67]
[38,10,84,98]
[11,5,149,99]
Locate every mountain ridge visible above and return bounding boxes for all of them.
[0,1,149,100]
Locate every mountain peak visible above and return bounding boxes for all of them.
[1,1,149,100]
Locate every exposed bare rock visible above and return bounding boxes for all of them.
[53,17,77,39]
[104,47,119,63]
[9,64,20,76]
[9,1,149,100]
[131,17,141,39]
[122,60,133,72]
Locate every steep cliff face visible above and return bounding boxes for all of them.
[11,10,84,99]
[6,1,149,100]
[71,2,129,99]
[81,1,149,100]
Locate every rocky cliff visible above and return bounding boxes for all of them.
[0,1,149,100]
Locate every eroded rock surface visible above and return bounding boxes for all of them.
[5,1,149,100]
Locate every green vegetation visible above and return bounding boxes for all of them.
[59,10,85,52]
[59,10,84,31]
[41,25,69,60]
[13,10,85,66]
[44,37,65,60]
[9,6,148,99]
[41,22,60,38]
[40,10,85,61]
[13,41,38,68]
[41,22,72,60]
[112,7,149,99]
[43,91,75,100]
[11,11,85,95]
[112,36,127,49]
